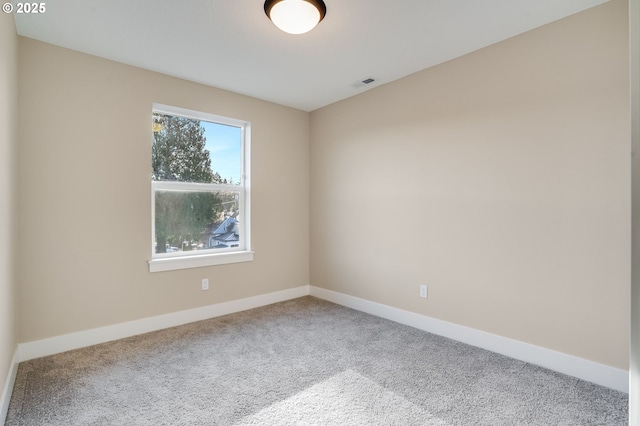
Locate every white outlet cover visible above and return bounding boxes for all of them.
[420,285,428,298]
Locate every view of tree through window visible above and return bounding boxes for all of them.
[151,110,245,256]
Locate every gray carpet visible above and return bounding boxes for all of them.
[5,296,628,425]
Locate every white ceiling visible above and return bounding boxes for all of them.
[14,0,609,111]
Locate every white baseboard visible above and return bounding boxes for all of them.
[18,285,310,363]
[13,284,628,394]
[1,348,19,425]
[309,286,629,393]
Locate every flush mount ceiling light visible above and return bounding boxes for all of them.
[264,0,327,35]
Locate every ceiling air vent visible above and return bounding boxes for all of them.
[351,77,376,89]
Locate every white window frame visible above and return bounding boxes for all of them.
[148,104,252,273]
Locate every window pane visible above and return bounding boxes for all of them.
[154,189,241,254]
[152,113,242,185]
[201,121,242,186]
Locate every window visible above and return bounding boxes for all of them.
[148,104,252,272]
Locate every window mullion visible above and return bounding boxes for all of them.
[153,181,222,192]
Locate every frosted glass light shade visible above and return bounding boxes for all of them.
[264,0,326,35]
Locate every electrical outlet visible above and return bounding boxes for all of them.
[201,278,209,291]
[420,284,428,299]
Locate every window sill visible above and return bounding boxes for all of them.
[149,251,254,273]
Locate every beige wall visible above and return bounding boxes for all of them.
[0,12,18,396]
[17,38,310,342]
[630,0,639,415]
[310,0,630,369]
